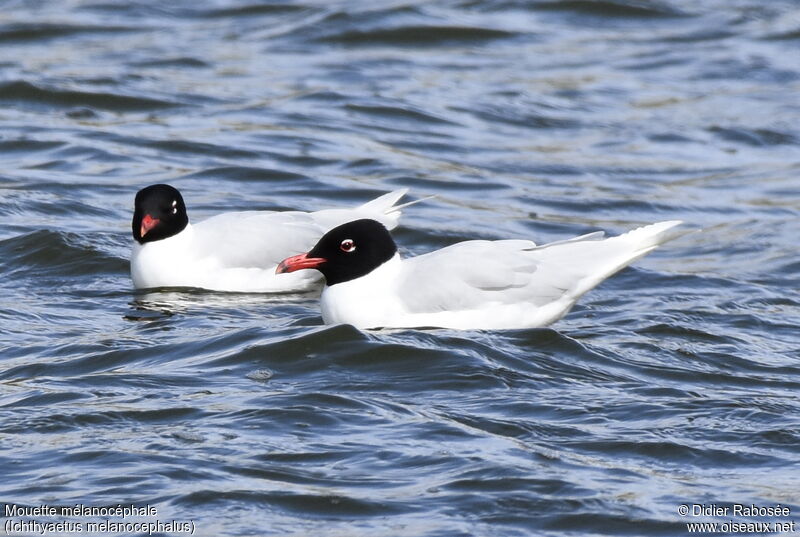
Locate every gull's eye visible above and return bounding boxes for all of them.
[340,239,356,253]
[171,200,178,214]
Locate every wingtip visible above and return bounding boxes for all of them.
[621,219,693,249]
[653,220,703,237]
[390,193,436,213]
[648,219,683,230]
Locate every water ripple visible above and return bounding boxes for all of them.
[2,0,799,535]
[0,81,181,112]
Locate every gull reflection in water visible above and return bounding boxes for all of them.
[124,286,321,322]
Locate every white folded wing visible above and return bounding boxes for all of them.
[384,220,684,329]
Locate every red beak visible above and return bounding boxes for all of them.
[140,214,160,238]
[276,253,326,274]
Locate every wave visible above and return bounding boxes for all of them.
[0,22,138,43]
[0,81,181,112]
[0,229,127,279]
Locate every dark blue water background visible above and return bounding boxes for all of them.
[1,1,799,535]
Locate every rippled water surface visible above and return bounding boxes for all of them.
[2,1,799,535]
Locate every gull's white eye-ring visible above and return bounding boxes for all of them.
[171,200,178,214]
[340,239,356,253]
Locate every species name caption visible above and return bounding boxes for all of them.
[679,504,796,534]
[3,504,194,535]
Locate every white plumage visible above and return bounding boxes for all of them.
[317,220,684,330]
[131,189,411,292]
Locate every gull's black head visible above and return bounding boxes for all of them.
[276,219,397,286]
[132,184,188,244]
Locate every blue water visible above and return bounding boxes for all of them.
[1,1,799,535]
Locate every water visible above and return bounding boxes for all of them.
[1,1,799,535]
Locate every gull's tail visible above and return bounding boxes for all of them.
[357,188,434,229]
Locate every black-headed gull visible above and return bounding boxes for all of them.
[276,218,684,330]
[131,184,416,292]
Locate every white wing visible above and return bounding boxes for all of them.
[191,210,330,268]
[398,239,540,312]
[190,189,411,269]
[398,221,683,322]
[308,188,410,230]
